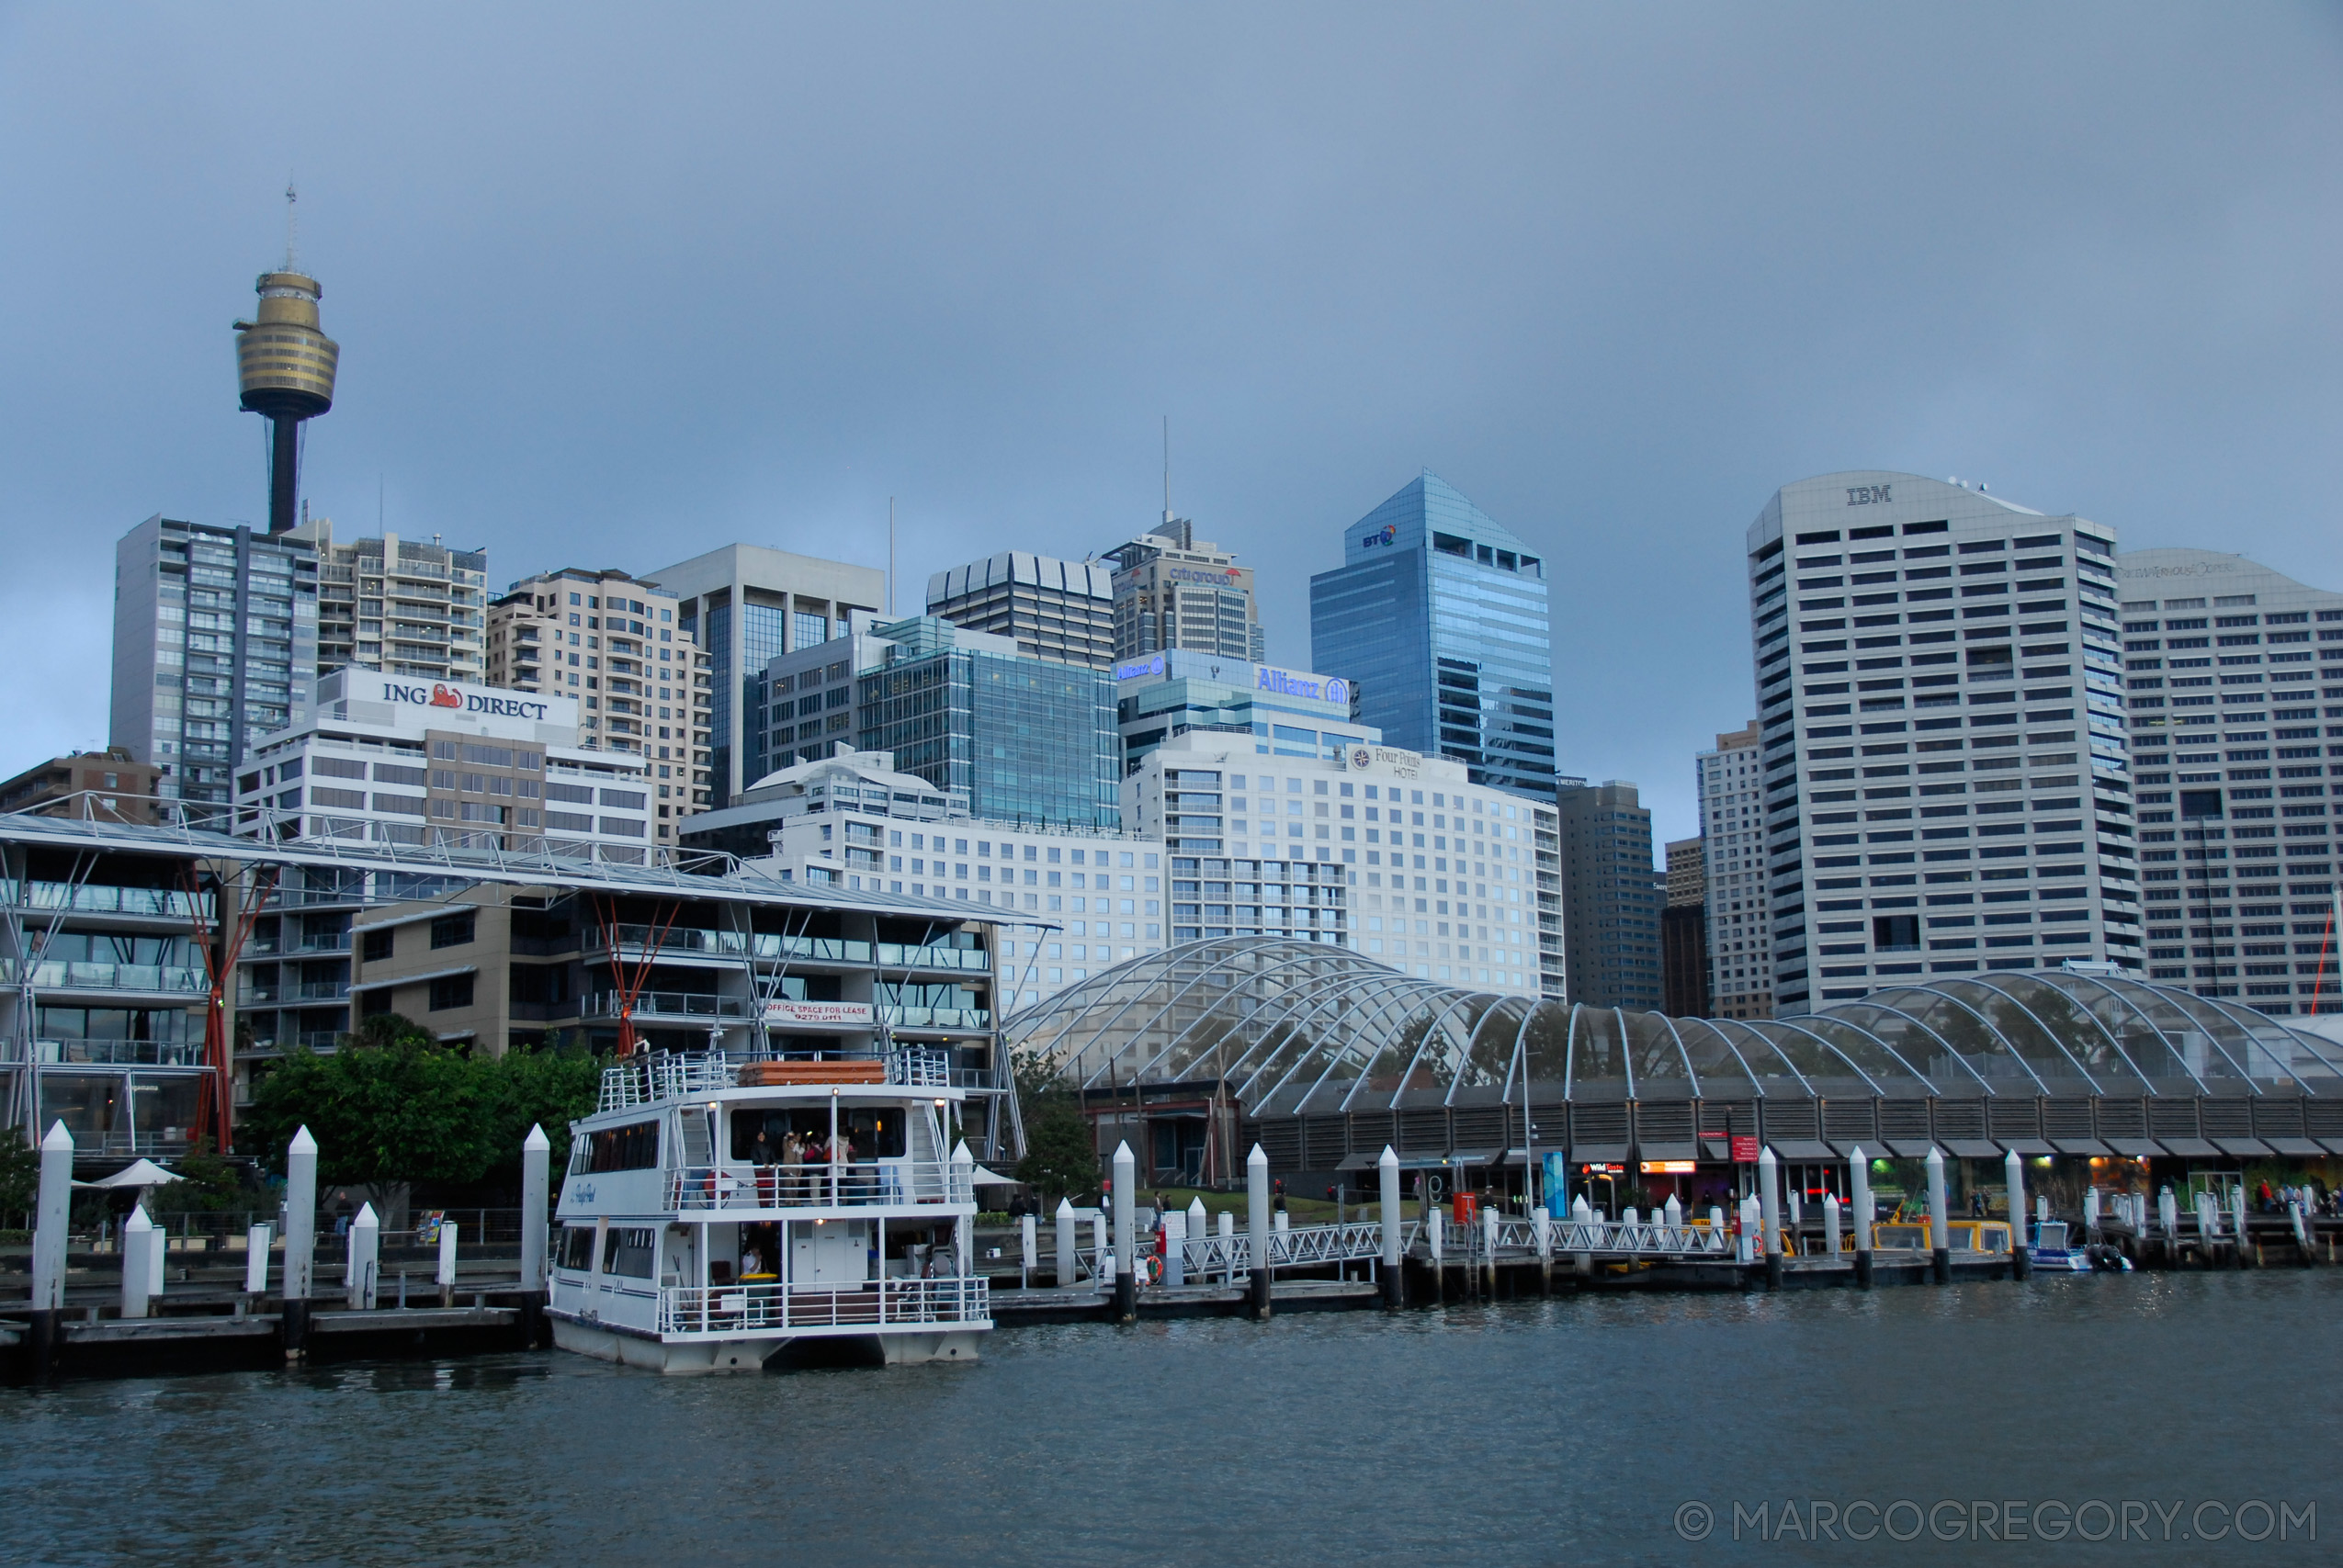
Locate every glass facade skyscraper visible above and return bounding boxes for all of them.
[647,544,885,807]
[109,514,319,821]
[1309,472,1556,799]
[759,617,1122,829]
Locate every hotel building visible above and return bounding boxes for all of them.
[1119,734,1564,998]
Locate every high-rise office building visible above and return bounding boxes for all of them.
[485,567,715,846]
[1310,471,1556,800]
[1750,471,2141,1013]
[926,551,1115,670]
[756,616,1121,829]
[1660,836,1711,1017]
[644,545,886,807]
[1698,719,1774,1018]
[285,517,487,682]
[2115,547,2343,1014]
[110,516,320,818]
[1556,779,1661,1009]
[1113,650,1374,774]
[1102,517,1264,663]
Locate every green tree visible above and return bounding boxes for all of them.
[485,1032,604,1177]
[0,1134,39,1217]
[1014,1094,1100,1206]
[243,1015,496,1185]
[153,1136,254,1213]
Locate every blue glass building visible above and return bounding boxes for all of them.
[1310,472,1556,799]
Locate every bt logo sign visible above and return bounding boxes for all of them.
[1362,524,1398,548]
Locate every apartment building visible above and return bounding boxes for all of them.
[485,566,714,846]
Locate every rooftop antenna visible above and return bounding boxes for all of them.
[888,496,896,617]
[1162,415,1172,527]
[283,179,300,272]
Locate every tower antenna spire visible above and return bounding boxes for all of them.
[283,179,300,272]
[1162,415,1172,527]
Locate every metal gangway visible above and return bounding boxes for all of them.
[1068,1211,1738,1284]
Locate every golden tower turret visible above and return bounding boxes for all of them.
[232,187,339,534]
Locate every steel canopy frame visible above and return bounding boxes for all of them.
[0,809,1024,925]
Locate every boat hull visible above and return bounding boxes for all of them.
[550,1314,984,1374]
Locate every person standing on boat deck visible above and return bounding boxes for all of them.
[751,1125,777,1205]
[781,1130,805,1202]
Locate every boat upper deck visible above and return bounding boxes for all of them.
[594,1046,961,1116]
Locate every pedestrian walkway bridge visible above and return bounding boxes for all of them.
[1067,1213,1738,1283]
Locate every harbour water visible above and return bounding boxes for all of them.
[6,1271,2337,1566]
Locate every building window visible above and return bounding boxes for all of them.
[428,973,474,1011]
[430,910,477,950]
[361,927,394,963]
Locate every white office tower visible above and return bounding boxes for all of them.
[1121,734,1564,998]
[2116,548,2343,1014]
[1749,473,2140,1013]
[692,747,1169,1010]
[1698,720,1773,1018]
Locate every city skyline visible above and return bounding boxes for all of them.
[5,8,2339,851]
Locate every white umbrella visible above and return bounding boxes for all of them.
[84,1158,180,1189]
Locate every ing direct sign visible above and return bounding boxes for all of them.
[378,679,552,722]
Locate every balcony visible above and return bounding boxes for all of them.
[3,881,208,922]
[248,931,353,956]
[1,960,209,998]
[238,978,352,1006]
[886,1006,991,1032]
[584,924,989,973]
[27,1037,207,1067]
[581,989,749,1022]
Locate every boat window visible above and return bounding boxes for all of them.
[603,1226,658,1279]
[557,1225,596,1270]
[731,1108,837,1158]
[580,1120,660,1173]
[844,1108,908,1159]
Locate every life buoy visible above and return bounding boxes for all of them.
[1142,1255,1164,1285]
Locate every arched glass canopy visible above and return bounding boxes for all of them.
[1007,938,2343,1114]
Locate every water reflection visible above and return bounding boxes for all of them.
[6,1274,2338,1566]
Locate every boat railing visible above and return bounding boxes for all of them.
[599,1051,740,1111]
[599,1046,953,1111]
[888,1046,950,1088]
[656,1277,990,1335]
[665,1159,968,1210]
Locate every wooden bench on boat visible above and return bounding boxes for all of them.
[736,1059,888,1087]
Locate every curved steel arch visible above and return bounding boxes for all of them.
[2046,972,2211,1094]
[1850,984,2014,1095]
[1759,1014,1892,1098]
[1952,973,2112,1094]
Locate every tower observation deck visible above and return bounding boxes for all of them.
[232,202,339,535]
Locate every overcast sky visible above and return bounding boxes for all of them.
[3,5,2337,840]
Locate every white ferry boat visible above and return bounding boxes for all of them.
[549,1046,990,1372]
